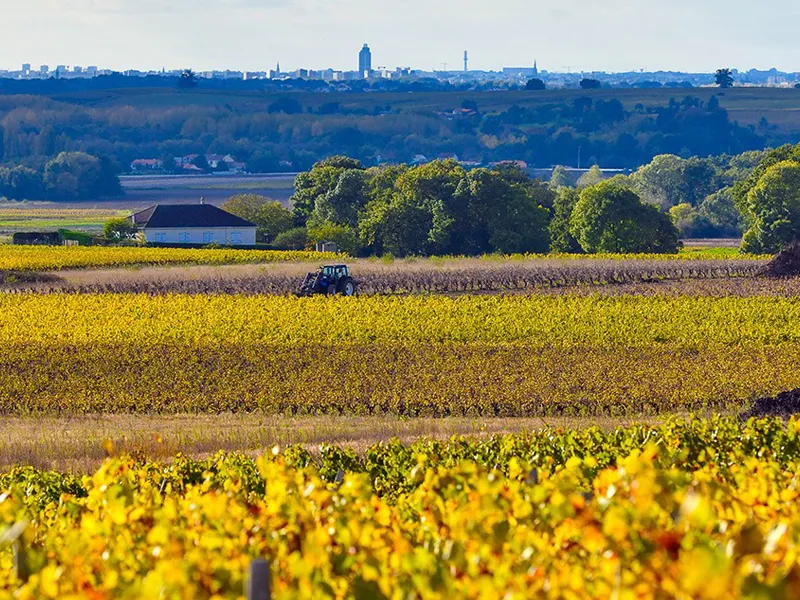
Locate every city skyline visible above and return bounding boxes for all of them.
[4,0,800,74]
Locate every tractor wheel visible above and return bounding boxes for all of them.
[337,277,357,296]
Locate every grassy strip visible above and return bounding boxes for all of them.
[0,414,650,472]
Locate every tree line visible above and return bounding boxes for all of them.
[0,152,121,201]
[222,144,800,256]
[0,91,784,176]
[221,157,678,256]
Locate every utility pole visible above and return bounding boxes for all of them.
[441,62,448,72]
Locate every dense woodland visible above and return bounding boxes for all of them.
[0,89,791,174]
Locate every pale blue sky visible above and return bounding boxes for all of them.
[4,0,799,73]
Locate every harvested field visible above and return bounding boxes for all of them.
[5,256,769,295]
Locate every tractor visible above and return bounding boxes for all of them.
[297,264,358,296]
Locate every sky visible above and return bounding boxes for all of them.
[3,0,799,73]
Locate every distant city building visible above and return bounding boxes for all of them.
[21,63,30,76]
[502,60,539,78]
[359,43,372,78]
[39,65,49,75]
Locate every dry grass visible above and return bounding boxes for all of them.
[0,414,656,473]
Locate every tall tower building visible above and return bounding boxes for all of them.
[464,51,468,72]
[359,44,372,77]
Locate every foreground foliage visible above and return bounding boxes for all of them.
[0,294,797,415]
[2,417,800,598]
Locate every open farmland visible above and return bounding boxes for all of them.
[3,418,800,598]
[118,173,296,208]
[2,243,799,599]
[0,293,798,416]
[0,206,126,242]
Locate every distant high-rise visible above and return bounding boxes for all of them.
[464,51,468,72]
[359,44,372,77]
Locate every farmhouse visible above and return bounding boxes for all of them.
[131,204,257,246]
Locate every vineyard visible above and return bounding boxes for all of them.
[2,418,800,598]
[0,246,343,272]
[0,293,797,415]
[10,256,769,296]
[1,241,798,598]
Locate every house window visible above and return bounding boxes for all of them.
[178,232,190,243]
[154,232,167,243]
[230,231,242,244]
[203,232,215,244]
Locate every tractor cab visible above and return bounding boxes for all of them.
[298,264,357,296]
[321,265,349,280]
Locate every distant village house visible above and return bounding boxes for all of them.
[130,158,164,172]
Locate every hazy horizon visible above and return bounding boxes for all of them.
[5,0,800,73]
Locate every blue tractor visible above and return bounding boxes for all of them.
[297,264,357,296]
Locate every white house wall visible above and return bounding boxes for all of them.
[143,227,257,246]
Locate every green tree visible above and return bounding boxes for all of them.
[549,187,583,253]
[580,79,602,89]
[290,157,365,226]
[313,169,368,228]
[569,180,680,253]
[449,167,550,255]
[715,68,734,89]
[0,166,44,200]
[103,217,138,241]
[549,166,572,189]
[306,222,359,255]
[526,78,546,91]
[631,154,686,210]
[576,165,606,188]
[178,69,198,89]
[391,159,466,254]
[630,154,720,211]
[222,194,294,242]
[487,181,550,253]
[272,227,308,250]
[43,152,120,201]
[697,188,743,237]
[668,202,715,238]
[739,160,800,252]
